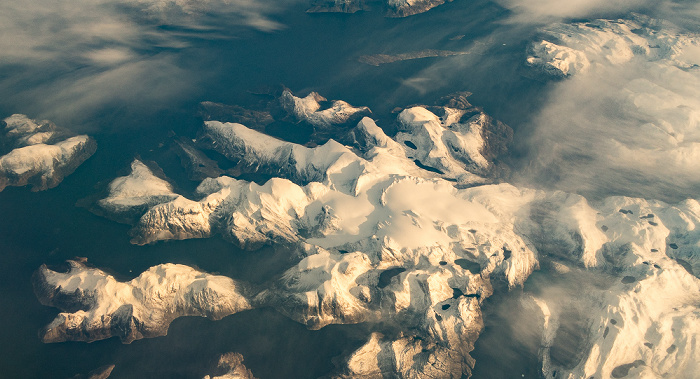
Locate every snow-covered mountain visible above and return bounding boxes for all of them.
[33,260,251,343]
[0,114,96,192]
[34,90,700,378]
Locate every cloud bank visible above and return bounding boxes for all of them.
[0,0,294,128]
[518,16,700,202]
[496,0,653,21]
[496,0,700,26]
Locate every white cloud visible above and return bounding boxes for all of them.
[0,0,296,128]
[496,0,700,28]
[124,0,290,31]
[496,0,652,21]
[518,17,700,201]
[84,48,136,66]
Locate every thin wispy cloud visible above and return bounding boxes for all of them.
[0,0,296,129]
[495,0,654,21]
[516,16,700,202]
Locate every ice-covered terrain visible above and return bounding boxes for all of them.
[97,91,513,246]
[278,88,371,132]
[521,195,700,379]
[35,90,700,377]
[522,15,700,201]
[70,364,115,379]
[195,90,510,184]
[33,260,251,343]
[526,16,700,77]
[0,114,96,192]
[97,159,180,223]
[199,88,372,144]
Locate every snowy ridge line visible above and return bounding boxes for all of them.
[36,187,700,377]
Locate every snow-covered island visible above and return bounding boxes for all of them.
[34,90,699,378]
[33,260,252,343]
[0,114,96,192]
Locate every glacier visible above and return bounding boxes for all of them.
[32,89,700,378]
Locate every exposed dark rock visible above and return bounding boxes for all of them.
[378,267,406,288]
[306,0,453,17]
[385,0,452,17]
[199,101,273,132]
[454,258,481,274]
[202,352,256,379]
[173,138,224,181]
[358,50,468,66]
[611,360,645,378]
[307,0,366,13]
[69,364,116,379]
[675,259,694,276]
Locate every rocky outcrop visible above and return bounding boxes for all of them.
[33,261,251,343]
[202,353,256,379]
[199,101,274,132]
[70,365,116,379]
[306,0,452,17]
[275,88,372,142]
[198,88,371,145]
[0,114,96,192]
[49,85,699,378]
[358,50,469,66]
[307,0,366,14]
[385,0,451,17]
